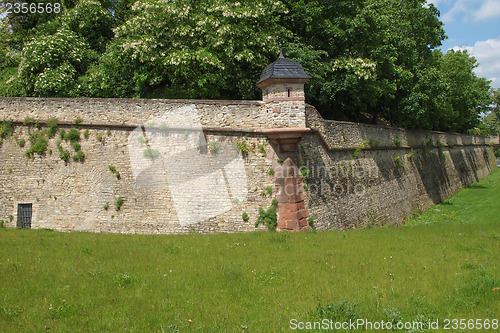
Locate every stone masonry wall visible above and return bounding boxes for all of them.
[0,123,281,233]
[0,97,306,129]
[302,106,498,229]
[0,98,497,233]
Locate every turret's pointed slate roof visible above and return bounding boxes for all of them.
[257,51,311,85]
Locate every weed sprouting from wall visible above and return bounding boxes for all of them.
[72,151,85,162]
[64,128,80,142]
[258,143,266,157]
[393,137,401,147]
[143,149,160,159]
[392,154,403,168]
[235,140,250,157]
[115,197,124,211]
[255,205,277,231]
[353,141,369,158]
[242,212,249,222]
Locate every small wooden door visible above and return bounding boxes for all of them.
[17,204,32,229]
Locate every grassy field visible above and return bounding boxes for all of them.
[1,171,499,332]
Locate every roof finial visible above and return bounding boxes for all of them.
[278,38,284,58]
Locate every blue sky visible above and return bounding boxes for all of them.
[428,0,500,88]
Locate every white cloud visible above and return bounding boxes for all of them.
[473,0,500,20]
[440,0,500,22]
[453,36,500,88]
[441,0,468,23]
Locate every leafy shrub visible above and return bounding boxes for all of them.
[103,202,109,211]
[406,150,414,160]
[236,140,250,157]
[115,172,120,180]
[258,144,266,157]
[0,220,3,228]
[25,131,48,157]
[108,165,116,173]
[74,118,83,124]
[353,141,368,158]
[59,129,66,140]
[143,149,160,159]
[115,197,124,211]
[23,117,35,126]
[0,121,14,139]
[268,168,275,176]
[72,142,81,152]
[83,129,89,139]
[208,142,221,153]
[72,151,85,162]
[18,139,25,147]
[393,137,401,147]
[95,132,103,142]
[265,186,273,196]
[59,150,70,164]
[137,136,145,144]
[393,153,403,168]
[255,205,277,231]
[301,167,310,179]
[277,157,284,164]
[307,216,314,228]
[495,147,500,157]
[46,117,59,138]
[64,128,80,142]
[242,212,249,222]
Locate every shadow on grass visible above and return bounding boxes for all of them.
[464,184,487,190]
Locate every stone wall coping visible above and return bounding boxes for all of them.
[309,129,496,152]
[305,104,499,141]
[0,96,263,106]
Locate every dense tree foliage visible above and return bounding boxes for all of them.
[482,89,500,135]
[0,0,494,133]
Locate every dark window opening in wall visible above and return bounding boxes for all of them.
[17,204,32,229]
[286,87,292,98]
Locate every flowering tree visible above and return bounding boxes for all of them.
[19,28,97,97]
[88,0,289,98]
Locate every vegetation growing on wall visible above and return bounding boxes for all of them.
[255,199,278,231]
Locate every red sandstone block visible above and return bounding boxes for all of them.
[275,177,285,187]
[298,209,309,219]
[279,211,294,221]
[276,192,290,203]
[277,219,287,229]
[285,177,298,186]
[299,217,308,227]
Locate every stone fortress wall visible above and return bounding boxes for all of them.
[0,97,497,234]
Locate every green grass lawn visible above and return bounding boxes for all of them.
[1,171,499,332]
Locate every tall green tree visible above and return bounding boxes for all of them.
[482,89,500,135]
[88,0,289,98]
[439,50,491,133]
[18,28,97,97]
